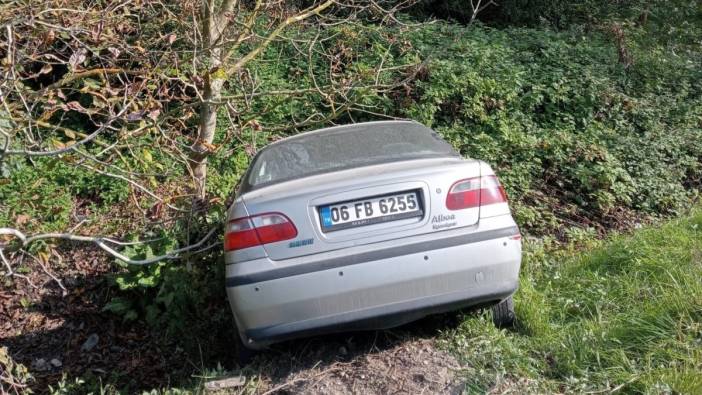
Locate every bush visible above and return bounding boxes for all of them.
[386,22,701,234]
[497,0,648,28]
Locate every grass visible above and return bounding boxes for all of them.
[443,209,702,393]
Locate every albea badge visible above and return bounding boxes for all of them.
[289,239,314,248]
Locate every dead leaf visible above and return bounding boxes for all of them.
[126,111,144,122]
[44,30,56,46]
[201,142,218,152]
[157,84,170,98]
[148,202,163,220]
[91,20,104,42]
[68,48,87,71]
[191,75,204,86]
[39,64,53,75]
[64,101,88,113]
[15,215,30,226]
[249,120,262,131]
[146,108,160,120]
[108,47,121,58]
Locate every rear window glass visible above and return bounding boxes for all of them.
[246,122,459,189]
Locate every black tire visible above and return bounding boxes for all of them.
[491,295,515,328]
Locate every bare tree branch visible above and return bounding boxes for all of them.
[225,0,336,77]
[0,0,420,274]
[2,119,117,157]
[0,225,220,266]
[469,0,498,24]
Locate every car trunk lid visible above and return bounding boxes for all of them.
[240,158,481,260]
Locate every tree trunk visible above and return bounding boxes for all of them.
[193,67,223,200]
[191,1,225,200]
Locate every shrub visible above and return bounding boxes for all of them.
[387,22,701,233]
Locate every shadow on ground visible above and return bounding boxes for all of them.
[1,247,467,393]
[240,312,466,394]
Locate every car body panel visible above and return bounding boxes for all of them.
[224,121,522,348]
[226,216,520,349]
[235,157,482,261]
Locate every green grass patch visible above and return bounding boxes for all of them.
[444,209,702,393]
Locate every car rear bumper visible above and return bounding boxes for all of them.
[225,218,521,349]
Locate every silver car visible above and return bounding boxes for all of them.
[225,121,522,350]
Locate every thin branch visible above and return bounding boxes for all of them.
[0,249,37,289]
[2,120,114,157]
[0,248,14,275]
[27,68,142,99]
[26,250,67,296]
[0,225,220,266]
[78,162,188,212]
[224,0,335,77]
[469,0,497,24]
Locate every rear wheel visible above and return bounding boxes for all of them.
[491,295,515,328]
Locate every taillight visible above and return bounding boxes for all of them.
[224,213,297,252]
[224,217,259,251]
[446,175,507,210]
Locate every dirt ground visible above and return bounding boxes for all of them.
[241,333,464,394]
[1,246,466,394]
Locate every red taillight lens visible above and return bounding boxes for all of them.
[479,175,508,205]
[224,213,297,252]
[251,213,297,244]
[224,218,259,251]
[446,175,507,210]
[446,177,481,210]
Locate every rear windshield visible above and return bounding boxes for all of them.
[244,122,459,190]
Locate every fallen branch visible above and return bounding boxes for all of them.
[26,250,67,296]
[0,225,220,266]
[0,249,37,288]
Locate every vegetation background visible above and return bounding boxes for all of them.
[0,0,700,393]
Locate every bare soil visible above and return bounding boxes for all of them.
[241,334,464,394]
[1,246,466,394]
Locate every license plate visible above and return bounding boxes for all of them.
[319,191,423,232]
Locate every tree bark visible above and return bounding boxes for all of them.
[192,1,226,200]
[193,67,223,200]
[190,0,333,200]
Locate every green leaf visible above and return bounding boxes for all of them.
[137,275,157,287]
[123,310,138,322]
[115,276,136,290]
[103,297,132,314]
